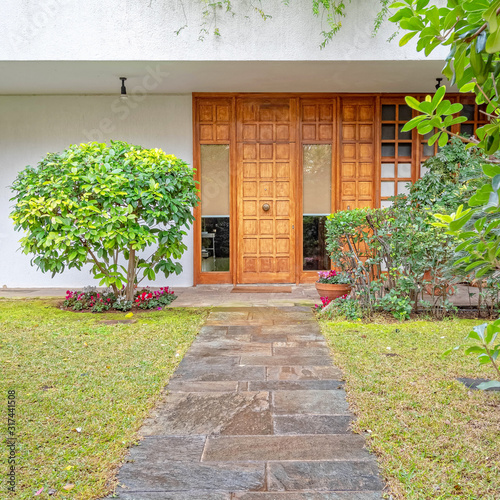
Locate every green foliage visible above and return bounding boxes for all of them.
[445,319,500,389]
[316,269,352,284]
[180,0,392,48]
[434,162,500,280]
[390,0,500,156]
[390,0,500,375]
[10,141,198,300]
[319,296,362,321]
[326,142,485,319]
[378,289,413,321]
[413,138,487,212]
[134,287,177,309]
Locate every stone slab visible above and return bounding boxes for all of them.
[457,377,500,391]
[247,380,343,391]
[267,461,384,491]
[141,392,271,436]
[273,390,350,415]
[251,334,289,343]
[208,319,274,326]
[172,364,266,382]
[118,461,265,492]
[273,341,328,347]
[188,344,273,357]
[267,366,343,381]
[167,380,238,393]
[233,493,383,500]
[273,346,331,357]
[228,325,262,334]
[113,492,231,500]
[273,415,353,435]
[202,435,371,462]
[240,356,333,366]
[287,334,326,342]
[260,324,321,335]
[127,436,205,463]
[181,355,241,366]
[209,312,250,321]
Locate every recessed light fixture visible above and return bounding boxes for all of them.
[119,77,128,100]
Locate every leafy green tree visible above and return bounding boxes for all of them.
[10,141,198,300]
[389,0,500,278]
[390,0,500,157]
[389,1,500,383]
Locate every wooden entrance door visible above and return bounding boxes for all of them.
[236,98,297,283]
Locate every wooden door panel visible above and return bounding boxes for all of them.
[339,97,376,210]
[236,98,296,284]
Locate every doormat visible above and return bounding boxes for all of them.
[231,286,292,293]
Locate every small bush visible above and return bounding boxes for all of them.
[63,286,176,312]
[317,295,362,321]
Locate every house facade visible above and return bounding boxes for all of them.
[0,0,480,287]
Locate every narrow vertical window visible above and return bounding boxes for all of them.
[380,103,413,207]
[200,145,230,272]
[303,144,331,270]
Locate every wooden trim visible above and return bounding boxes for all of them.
[374,95,381,207]
[192,95,201,286]
[193,96,234,285]
[294,97,301,285]
[197,272,232,285]
[230,96,237,285]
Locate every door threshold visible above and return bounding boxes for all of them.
[231,285,293,293]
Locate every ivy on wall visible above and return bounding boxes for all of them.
[159,0,392,48]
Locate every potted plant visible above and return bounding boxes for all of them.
[315,270,352,300]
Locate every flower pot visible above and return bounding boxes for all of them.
[315,282,352,300]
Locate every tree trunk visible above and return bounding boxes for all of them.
[125,247,136,301]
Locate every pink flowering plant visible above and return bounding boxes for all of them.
[64,287,117,312]
[316,270,351,285]
[63,285,176,312]
[315,294,361,320]
[134,287,176,310]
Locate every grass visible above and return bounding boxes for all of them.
[0,299,208,499]
[320,318,500,500]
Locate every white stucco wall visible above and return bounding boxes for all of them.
[1,0,446,62]
[0,95,195,288]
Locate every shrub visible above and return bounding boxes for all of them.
[134,287,176,309]
[10,141,198,301]
[63,286,176,312]
[318,295,362,321]
[325,139,487,319]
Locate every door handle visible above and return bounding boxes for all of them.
[262,203,270,211]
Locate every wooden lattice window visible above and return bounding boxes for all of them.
[380,102,414,207]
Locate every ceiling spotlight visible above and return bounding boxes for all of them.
[435,77,443,90]
[119,77,128,100]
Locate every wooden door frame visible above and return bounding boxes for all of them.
[192,92,465,286]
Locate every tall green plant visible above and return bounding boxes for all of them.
[325,140,484,319]
[10,141,198,300]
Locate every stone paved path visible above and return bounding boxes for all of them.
[112,306,384,499]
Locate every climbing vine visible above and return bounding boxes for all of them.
[163,0,392,48]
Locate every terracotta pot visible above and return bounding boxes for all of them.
[423,270,455,296]
[315,282,352,300]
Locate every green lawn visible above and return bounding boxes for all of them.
[320,318,500,500]
[0,299,207,499]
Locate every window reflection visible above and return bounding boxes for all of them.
[303,145,331,271]
[200,145,230,272]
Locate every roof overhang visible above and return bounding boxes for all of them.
[0,60,450,95]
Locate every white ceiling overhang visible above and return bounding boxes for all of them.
[0,60,450,95]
